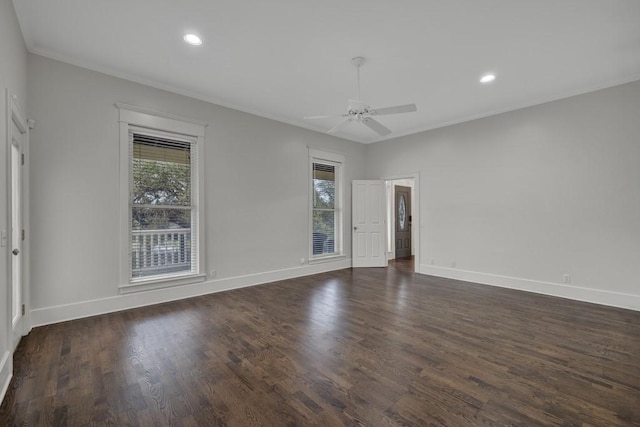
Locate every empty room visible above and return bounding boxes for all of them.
[1,0,639,425]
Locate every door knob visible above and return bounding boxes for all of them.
[12,249,19,256]
[353,226,358,231]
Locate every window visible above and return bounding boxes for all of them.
[309,148,344,260]
[131,132,194,278]
[118,104,206,291]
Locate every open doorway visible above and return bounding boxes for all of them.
[385,176,418,273]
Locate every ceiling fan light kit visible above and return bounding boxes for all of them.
[304,56,417,138]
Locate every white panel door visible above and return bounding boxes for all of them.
[9,104,27,349]
[352,180,387,267]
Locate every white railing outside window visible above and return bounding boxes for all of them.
[131,228,191,277]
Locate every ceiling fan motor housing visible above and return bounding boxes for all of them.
[347,99,369,118]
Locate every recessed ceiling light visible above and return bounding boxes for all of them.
[183,34,203,46]
[480,73,496,84]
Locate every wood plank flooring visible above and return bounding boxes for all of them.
[2,264,639,426]
[388,256,415,272]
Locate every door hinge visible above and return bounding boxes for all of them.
[22,229,25,240]
[21,304,25,316]
[21,153,25,165]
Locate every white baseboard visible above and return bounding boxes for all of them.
[419,264,640,312]
[31,259,352,327]
[0,350,12,406]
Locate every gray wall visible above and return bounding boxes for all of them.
[0,0,28,395]
[27,54,365,311]
[366,80,640,306]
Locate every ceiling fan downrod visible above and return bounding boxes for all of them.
[352,56,365,101]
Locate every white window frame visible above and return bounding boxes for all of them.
[117,103,206,293]
[308,148,345,263]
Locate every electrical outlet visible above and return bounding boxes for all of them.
[430,259,435,265]
[451,260,456,268]
[563,274,571,284]
[210,269,216,278]
[300,258,306,265]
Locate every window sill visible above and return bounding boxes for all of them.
[308,254,347,265]
[119,273,206,294]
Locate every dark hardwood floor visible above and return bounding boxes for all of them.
[2,267,639,426]
[388,256,414,272]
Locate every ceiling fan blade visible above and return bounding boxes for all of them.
[328,118,352,134]
[371,104,417,116]
[362,117,392,136]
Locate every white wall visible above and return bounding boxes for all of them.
[366,80,640,310]
[0,0,28,403]
[27,55,365,323]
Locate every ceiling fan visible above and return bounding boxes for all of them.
[304,56,417,137]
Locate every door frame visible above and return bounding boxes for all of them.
[383,172,420,273]
[6,90,30,349]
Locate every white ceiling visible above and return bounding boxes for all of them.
[12,0,640,143]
